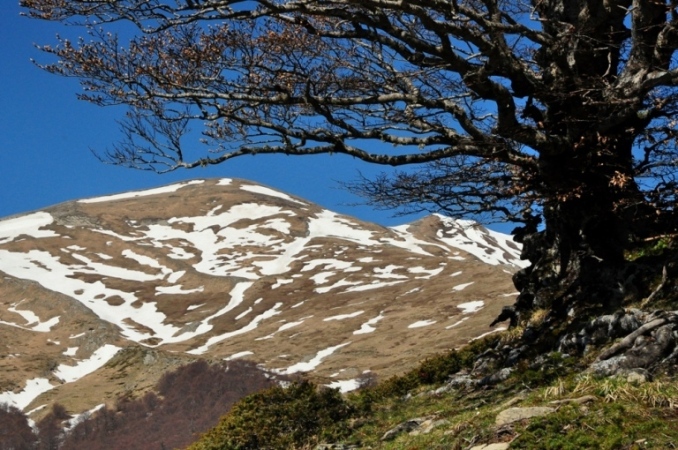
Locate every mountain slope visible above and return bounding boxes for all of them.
[0,178,524,420]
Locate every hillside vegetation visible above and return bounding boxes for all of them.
[188,333,678,450]
[1,359,282,450]
[186,241,678,449]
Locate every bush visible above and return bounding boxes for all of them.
[0,403,38,450]
[189,380,356,450]
[356,334,502,406]
[60,359,276,450]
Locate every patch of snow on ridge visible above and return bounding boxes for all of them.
[471,327,506,341]
[4,301,60,332]
[0,212,58,244]
[122,249,170,273]
[309,210,376,244]
[271,278,294,289]
[324,311,364,321]
[54,345,121,383]
[382,226,434,256]
[452,282,474,291]
[155,285,204,295]
[188,302,283,355]
[408,320,437,328]
[354,312,385,334]
[65,404,105,433]
[457,301,484,314]
[160,203,295,278]
[276,342,351,374]
[69,253,163,282]
[326,379,361,393]
[433,214,528,268]
[0,248,165,341]
[167,270,185,284]
[240,184,307,205]
[373,265,408,279]
[0,378,53,410]
[225,351,253,361]
[315,279,361,294]
[0,250,257,346]
[408,265,446,279]
[302,258,353,272]
[311,272,335,284]
[79,180,204,203]
[344,280,406,292]
[446,317,469,329]
[256,316,311,340]
[0,346,120,411]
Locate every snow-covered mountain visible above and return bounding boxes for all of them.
[0,178,524,420]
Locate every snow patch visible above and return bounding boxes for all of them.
[3,302,60,332]
[79,180,204,203]
[452,282,474,291]
[354,313,385,335]
[155,285,204,295]
[0,378,53,410]
[0,212,58,244]
[225,351,253,361]
[408,320,436,329]
[457,301,484,314]
[471,327,506,341]
[276,342,350,374]
[188,302,283,355]
[240,184,306,205]
[326,379,361,393]
[446,317,470,329]
[324,311,364,322]
[54,345,121,383]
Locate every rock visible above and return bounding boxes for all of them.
[469,443,511,450]
[549,395,596,405]
[505,344,528,366]
[626,369,650,384]
[409,418,450,435]
[381,415,446,441]
[559,309,647,355]
[447,372,476,388]
[430,385,452,396]
[480,367,513,386]
[381,418,426,441]
[495,406,555,426]
[589,354,627,376]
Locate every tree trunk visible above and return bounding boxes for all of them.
[512,139,644,323]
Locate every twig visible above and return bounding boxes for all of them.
[640,265,668,308]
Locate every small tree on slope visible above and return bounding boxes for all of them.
[21,0,678,332]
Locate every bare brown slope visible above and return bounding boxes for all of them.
[0,178,520,420]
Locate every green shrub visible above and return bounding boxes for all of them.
[188,380,355,450]
[354,334,502,408]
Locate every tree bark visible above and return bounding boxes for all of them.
[513,138,644,320]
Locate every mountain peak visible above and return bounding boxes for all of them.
[0,177,521,418]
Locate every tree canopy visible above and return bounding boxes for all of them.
[21,0,678,323]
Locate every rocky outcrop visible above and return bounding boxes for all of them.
[380,415,449,441]
[494,406,555,426]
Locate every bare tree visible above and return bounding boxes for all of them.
[21,0,678,325]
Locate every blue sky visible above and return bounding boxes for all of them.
[1,3,513,233]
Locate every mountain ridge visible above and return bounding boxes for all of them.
[0,178,523,421]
